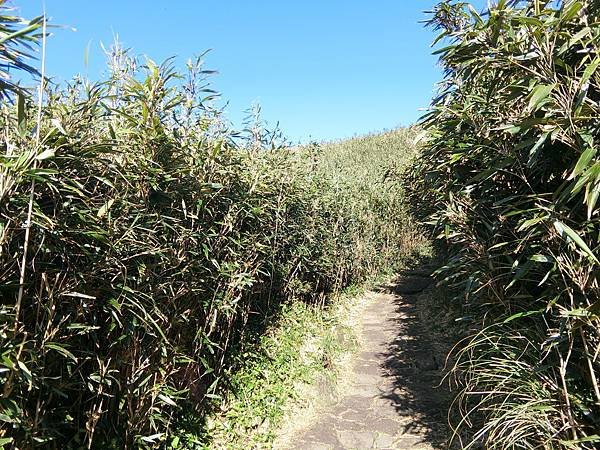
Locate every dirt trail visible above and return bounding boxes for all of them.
[283,268,450,450]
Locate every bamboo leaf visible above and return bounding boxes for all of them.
[581,56,600,86]
[45,343,77,362]
[35,148,55,161]
[97,199,115,218]
[528,84,555,112]
[570,146,596,179]
[554,220,599,263]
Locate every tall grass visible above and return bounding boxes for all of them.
[201,128,426,449]
[410,1,600,448]
[0,8,420,449]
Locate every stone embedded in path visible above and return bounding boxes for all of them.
[336,430,376,448]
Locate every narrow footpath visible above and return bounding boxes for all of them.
[286,268,451,450]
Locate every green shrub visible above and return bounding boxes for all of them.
[411,1,600,448]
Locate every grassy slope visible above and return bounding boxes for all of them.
[195,129,429,449]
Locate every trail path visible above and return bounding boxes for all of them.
[285,268,450,450]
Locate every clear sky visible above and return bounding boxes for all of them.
[15,1,486,143]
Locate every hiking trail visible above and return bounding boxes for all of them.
[282,267,451,450]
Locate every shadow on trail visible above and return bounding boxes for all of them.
[376,265,452,449]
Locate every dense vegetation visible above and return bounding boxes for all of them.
[202,129,426,449]
[0,7,420,449]
[411,1,600,448]
[12,1,600,448]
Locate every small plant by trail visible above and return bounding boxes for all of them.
[410,1,600,448]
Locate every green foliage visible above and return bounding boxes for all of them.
[410,1,600,448]
[198,130,426,449]
[0,30,420,449]
[0,1,44,98]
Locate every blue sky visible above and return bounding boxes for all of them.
[16,1,486,143]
